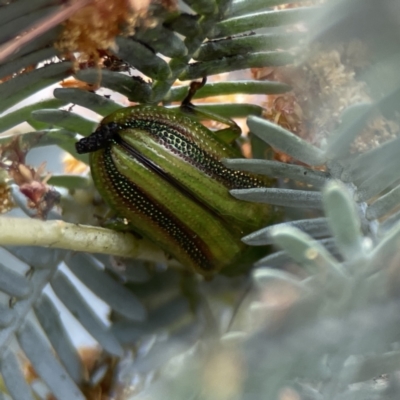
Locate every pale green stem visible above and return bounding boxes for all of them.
[0,217,177,265]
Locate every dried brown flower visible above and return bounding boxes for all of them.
[55,0,142,61]
[54,0,176,66]
[0,138,59,219]
[0,182,12,214]
[254,40,399,161]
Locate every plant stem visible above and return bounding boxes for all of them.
[0,217,175,264]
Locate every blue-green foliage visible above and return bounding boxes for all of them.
[0,0,400,399]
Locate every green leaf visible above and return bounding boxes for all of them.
[75,69,152,103]
[47,175,91,190]
[247,116,326,166]
[180,51,294,80]
[194,32,304,61]
[0,99,66,134]
[212,7,319,37]
[114,37,172,80]
[165,80,290,102]
[323,181,364,260]
[54,88,122,116]
[31,109,98,136]
[0,62,72,114]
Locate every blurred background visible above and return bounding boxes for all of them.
[1,1,400,399]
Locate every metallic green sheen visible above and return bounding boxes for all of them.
[89,105,276,277]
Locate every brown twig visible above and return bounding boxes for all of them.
[0,0,93,64]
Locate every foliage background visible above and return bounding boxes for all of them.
[1,0,400,399]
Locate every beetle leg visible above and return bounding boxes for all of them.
[180,78,241,144]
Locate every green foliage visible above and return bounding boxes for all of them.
[0,0,400,399]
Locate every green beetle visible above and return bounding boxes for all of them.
[76,83,277,277]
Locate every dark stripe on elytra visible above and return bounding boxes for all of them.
[113,118,268,190]
[114,133,229,223]
[100,146,214,271]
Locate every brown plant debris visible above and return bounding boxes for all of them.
[253,40,399,161]
[0,138,60,219]
[55,0,177,65]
